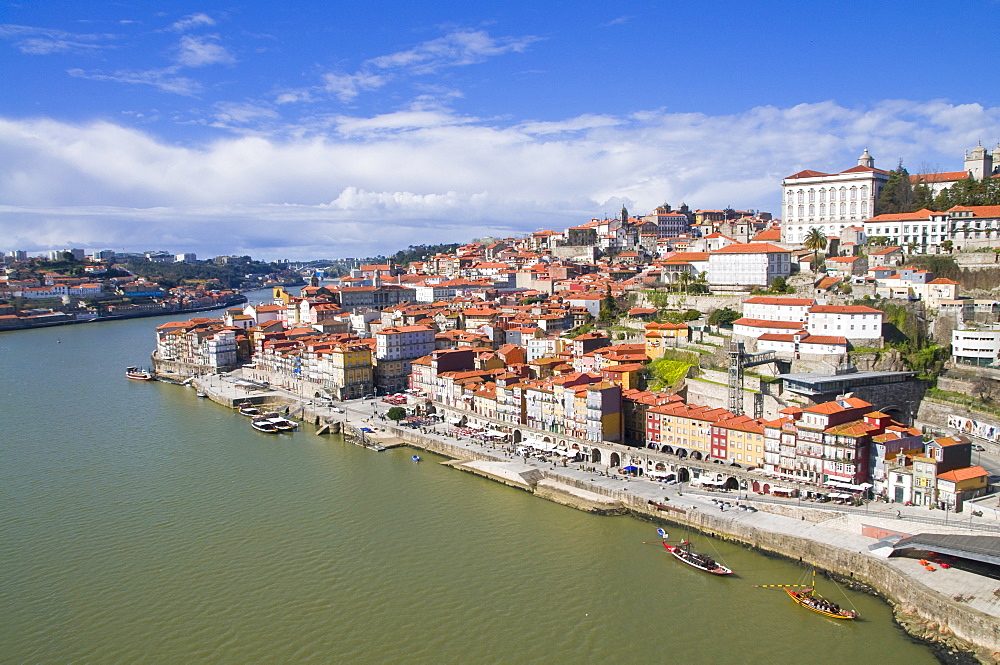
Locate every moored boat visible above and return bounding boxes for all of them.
[766,570,859,620]
[238,402,263,417]
[251,418,280,433]
[658,529,732,575]
[265,415,298,431]
[125,366,154,381]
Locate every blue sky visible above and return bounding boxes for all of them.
[2,0,1000,260]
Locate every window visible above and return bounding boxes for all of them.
[850,187,857,200]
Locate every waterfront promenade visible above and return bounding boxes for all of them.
[193,371,1000,661]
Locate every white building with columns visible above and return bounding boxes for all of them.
[781,149,887,245]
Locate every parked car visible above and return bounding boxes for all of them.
[972,444,986,452]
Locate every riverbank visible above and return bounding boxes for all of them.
[0,295,247,332]
[189,374,1000,664]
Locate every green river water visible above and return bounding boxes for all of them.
[0,302,942,664]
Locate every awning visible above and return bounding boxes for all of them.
[770,487,796,495]
[448,417,463,425]
[829,492,853,499]
[486,430,507,438]
[699,478,725,486]
[824,480,871,491]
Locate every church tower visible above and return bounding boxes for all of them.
[858,147,874,168]
[965,142,993,180]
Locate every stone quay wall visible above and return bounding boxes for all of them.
[377,423,1000,662]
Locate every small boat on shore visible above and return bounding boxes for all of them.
[412,455,421,462]
[251,418,280,434]
[658,529,732,575]
[125,366,154,381]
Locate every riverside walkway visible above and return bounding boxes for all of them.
[190,371,1000,656]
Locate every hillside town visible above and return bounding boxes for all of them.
[0,251,302,329]
[129,145,1000,518]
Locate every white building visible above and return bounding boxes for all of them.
[375,325,436,361]
[781,149,887,244]
[732,318,805,339]
[707,243,791,287]
[741,296,814,323]
[865,205,1000,253]
[952,326,1000,367]
[206,330,238,368]
[756,332,847,357]
[806,305,883,341]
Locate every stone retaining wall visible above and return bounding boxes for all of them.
[378,423,1000,662]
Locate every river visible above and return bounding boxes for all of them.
[0,294,941,664]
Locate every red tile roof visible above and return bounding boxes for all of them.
[711,242,789,254]
[937,466,988,482]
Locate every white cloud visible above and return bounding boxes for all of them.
[314,28,540,104]
[170,13,215,32]
[366,29,540,74]
[67,67,201,96]
[175,34,235,67]
[1,100,999,260]
[322,71,387,102]
[0,23,115,54]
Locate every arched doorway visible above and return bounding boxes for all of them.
[723,476,739,491]
[762,483,771,495]
[543,436,552,443]
[661,445,673,454]
[655,462,667,471]
[677,467,691,483]
[691,451,703,461]
[591,449,602,464]
[752,481,760,493]
[610,452,621,468]
[512,430,523,443]
[677,449,688,459]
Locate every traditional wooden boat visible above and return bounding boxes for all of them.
[261,413,298,431]
[125,366,154,381]
[657,529,732,575]
[759,570,859,620]
[251,418,280,434]
[238,402,263,417]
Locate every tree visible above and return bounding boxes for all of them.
[804,227,828,273]
[708,307,740,327]
[677,270,692,295]
[386,406,406,423]
[769,276,790,293]
[941,240,954,253]
[598,286,619,322]
[874,161,915,215]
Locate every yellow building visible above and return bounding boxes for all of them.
[644,322,690,359]
[319,343,373,400]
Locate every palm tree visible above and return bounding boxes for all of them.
[677,270,692,295]
[804,228,828,273]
